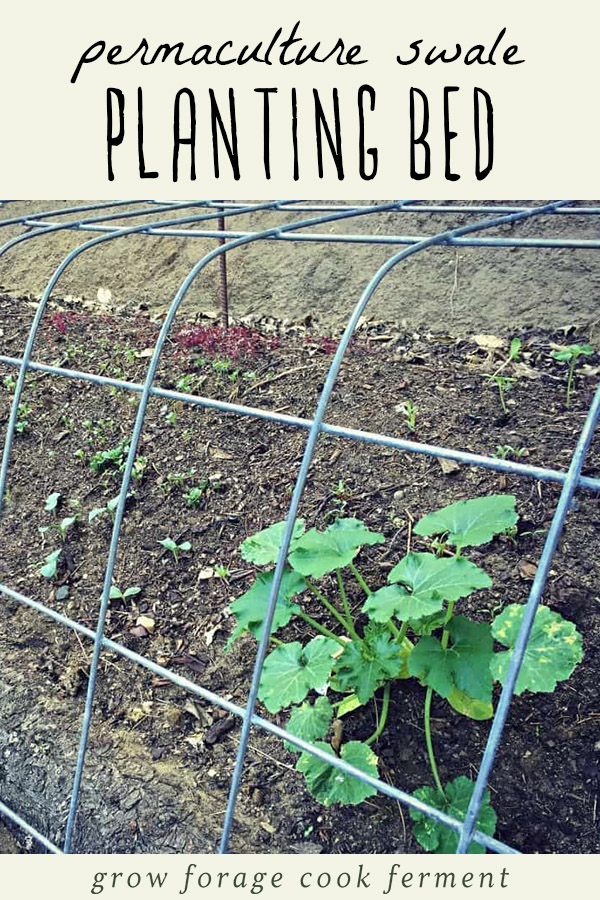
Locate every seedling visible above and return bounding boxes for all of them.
[109,584,141,602]
[44,492,61,513]
[15,403,32,434]
[3,374,16,391]
[551,343,594,408]
[397,400,418,432]
[494,445,526,461]
[166,469,196,490]
[184,484,209,508]
[90,440,147,482]
[40,548,62,579]
[215,564,230,579]
[88,495,120,523]
[158,537,192,563]
[83,417,115,447]
[483,374,516,414]
[229,497,583,852]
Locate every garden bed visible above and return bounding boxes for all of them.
[0,295,599,854]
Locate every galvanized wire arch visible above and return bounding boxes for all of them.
[0,200,599,856]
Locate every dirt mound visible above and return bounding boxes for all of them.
[1,201,599,335]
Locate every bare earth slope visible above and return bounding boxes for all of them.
[0,201,599,334]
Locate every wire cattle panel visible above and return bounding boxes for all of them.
[0,200,598,856]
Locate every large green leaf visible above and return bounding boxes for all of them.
[389,552,492,601]
[363,583,444,624]
[491,604,583,694]
[228,568,306,647]
[296,740,379,806]
[240,519,305,566]
[408,616,494,704]
[334,626,405,704]
[284,697,333,752]
[411,776,497,853]
[289,517,384,578]
[259,636,339,713]
[414,495,518,550]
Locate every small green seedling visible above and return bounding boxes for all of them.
[483,374,516,414]
[40,548,62,579]
[166,469,196,490]
[398,400,418,432]
[3,375,16,391]
[44,492,61,513]
[494,445,526,461]
[88,495,120,523]
[184,485,209,508]
[57,516,77,539]
[109,585,141,602]
[215,565,230,579]
[491,337,522,379]
[158,537,192,563]
[90,440,147,482]
[15,403,32,434]
[230,497,583,852]
[552,343,594,408]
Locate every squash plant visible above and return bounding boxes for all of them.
[228,496,583,853]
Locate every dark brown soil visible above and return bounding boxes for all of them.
[0,296,599,855]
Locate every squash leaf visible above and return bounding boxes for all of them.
[259,636,339,713]
[491,604,583,694]
[408,616,494,704]
[363,583,444,624]
[297,740,379,806]
[411,776,497,853]
[228,567,306,647]
[240,519,305,566]
[334,625,405,704]
[389,552,491,601]
[284,697,333,752]
[414,495,518,550]
[289,517,384,578]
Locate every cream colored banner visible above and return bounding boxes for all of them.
[0,854,598,898]
[0,0,598,196]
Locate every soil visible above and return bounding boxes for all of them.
[1,201,600,335]
[0,296,599,855]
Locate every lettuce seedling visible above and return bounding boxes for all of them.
[552,343,594,408]
[229,497,583,852]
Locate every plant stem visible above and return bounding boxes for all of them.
[397,620,409,643]
[498,384,507,414]
[424,687,445,796]
[306,580,356,637]
[336,570,360,641]
[297,611,346,647]
[441,600,456,650]
[566,360,575,408]
[366,683,391,745]
[349,563,371,595]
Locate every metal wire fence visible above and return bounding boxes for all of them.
[0,199,599,856]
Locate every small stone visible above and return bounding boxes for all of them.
[55,585,69,601]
